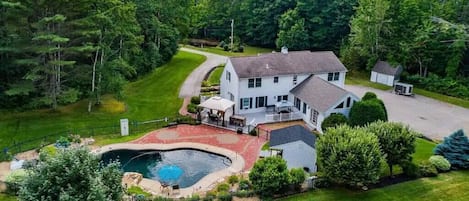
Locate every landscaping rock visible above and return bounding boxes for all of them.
[122,172,143,187]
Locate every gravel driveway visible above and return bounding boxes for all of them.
[178,48,227,98]
[345,85,469,140]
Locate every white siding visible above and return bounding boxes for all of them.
[370,71,395,86]
[237,74,310,114]
[220,60,239,112]
[271,141,317,173]
[316,71,346,88]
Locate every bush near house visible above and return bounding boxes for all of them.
[249,157,290,197]
[321,113,348,132]
[317,125,383,188]
[365,121,417,177]
[349,97,387,126]
[289,168,307,190]
[429,155,451,172]
[433,129,469,169]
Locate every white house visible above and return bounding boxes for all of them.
[219,47,359,132]
[268,125,317,173]
[370,61,403,86]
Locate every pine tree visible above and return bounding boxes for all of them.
[434,129,469,169]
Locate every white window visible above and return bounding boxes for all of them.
[241,98,251,109]
[248,78,262,88]
[311,109,319,126]
[328,72,340,81]
[255,78,262,87]
[248,79,254,88]
[226,71,231,81]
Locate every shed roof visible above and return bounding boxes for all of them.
[229,51,347,78]
[290,76,350,113]
[198,96,234,112]
[372,61,403,76]
[270,125,316,148]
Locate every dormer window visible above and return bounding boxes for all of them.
[328,72,340,81]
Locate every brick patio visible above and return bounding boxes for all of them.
[131,124,267,170]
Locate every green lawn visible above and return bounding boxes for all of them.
[184,45,273,56]
[0,194,16,201]
[346,70,469,109]
[278,170,469,201]
[207,66,224,85]
[0,51,206,154]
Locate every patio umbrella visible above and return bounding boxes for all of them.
[157,165,183,185]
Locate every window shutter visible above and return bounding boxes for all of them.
[255,97,259,108]
[264,96,267,106]
[240,99,243,110]
[249,98,252,108]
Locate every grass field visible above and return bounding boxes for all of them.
[207,67,224,85]
[184,45,273,56]
[346,70,469,109]
[0,193,16,201]
[0,51,206,154]
[278,170,469,201]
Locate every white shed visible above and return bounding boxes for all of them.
[370,61,403,86]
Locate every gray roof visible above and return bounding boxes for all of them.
[270,125,316,148]
[229,51,347,78]
[290,76,349,113]
[372,61,403,76]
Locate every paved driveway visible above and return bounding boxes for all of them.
[178,48,227,98]
[345,85,469,140]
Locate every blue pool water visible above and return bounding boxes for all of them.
[101,149,232,188]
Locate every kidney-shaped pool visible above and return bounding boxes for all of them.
[101,149,232,188]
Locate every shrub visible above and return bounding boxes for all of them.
[188,194,200,201]
[233,190,254,198]
[313,177,331,188]
[39,145,58,160]
[349,100,386,126]
[429,155,451,172]
[216,183,230,192]
[238,179,251,191]
[317,125,384,187]
[5,169,27,195]
[289,168,306,190]
[217,192,232,201]
[55,136,70,148]
[203,191,217,201]
[419,161,438,177]
[364,121,417,176]
[433,129,469,169]
[228,175,239,185]
[249,157,290,197]
[223,44,229,51]
[362,92,378,101]
[187,103,198,114]
[401,161,420,178]
[190,96,201,105]
[249,128,257,136]
[321,113,348,132]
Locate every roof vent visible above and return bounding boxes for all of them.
[281,46,288,54]
[266,64,270,69]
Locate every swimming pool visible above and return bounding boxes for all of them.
[101,149,232,188]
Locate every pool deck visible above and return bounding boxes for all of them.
[97,124,267,198]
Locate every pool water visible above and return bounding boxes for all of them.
[101,149,232,188]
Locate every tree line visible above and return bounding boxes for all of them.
[0,0,190,110]
[190,0,469,91]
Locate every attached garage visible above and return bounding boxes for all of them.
[370,61,403,86]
